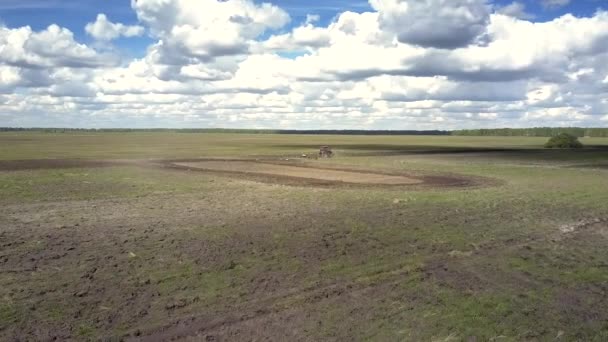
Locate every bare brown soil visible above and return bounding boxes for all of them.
[163,159,491,188]
[0,189,431,341]
[174,160,422,185]
[0,158,490,189]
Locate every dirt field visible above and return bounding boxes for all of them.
[174,160,422,185]
[2,133,608,341]
[0,158,487,189]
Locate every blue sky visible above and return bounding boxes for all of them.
[1,0,605,48]
[1,0,608,129]
[0,0,377,61]
[0,0,605,60]
[0,0,371,37]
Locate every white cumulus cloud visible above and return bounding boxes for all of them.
[0,24,116,69]
[131,0,290,62]
[85,14,145,41]
[0,0,607,129]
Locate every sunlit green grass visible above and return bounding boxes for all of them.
[3,131,608,160]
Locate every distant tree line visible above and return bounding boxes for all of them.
[0,127,450,135]
[277,130,450,135]
[452,128,608,137]
[2,127,608,137]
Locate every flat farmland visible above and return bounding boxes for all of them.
[1,132,608,341]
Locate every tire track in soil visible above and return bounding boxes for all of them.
[127,262,418,341]
[135,218,593,342]
[129,221,573,341]
[160,158,495,189]
[421,216,608,300]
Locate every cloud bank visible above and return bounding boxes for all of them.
[1,0,607,129]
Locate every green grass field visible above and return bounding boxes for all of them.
[5,131,608,160]
[1,132,608,340]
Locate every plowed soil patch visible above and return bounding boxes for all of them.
[0,158,490,188]
[173,160,436,186]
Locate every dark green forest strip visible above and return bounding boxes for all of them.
[2,127,608,137]
[452,127,608,137]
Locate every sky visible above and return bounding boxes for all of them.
[0,0,607,129]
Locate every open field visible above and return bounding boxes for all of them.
[1,133,608,340]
